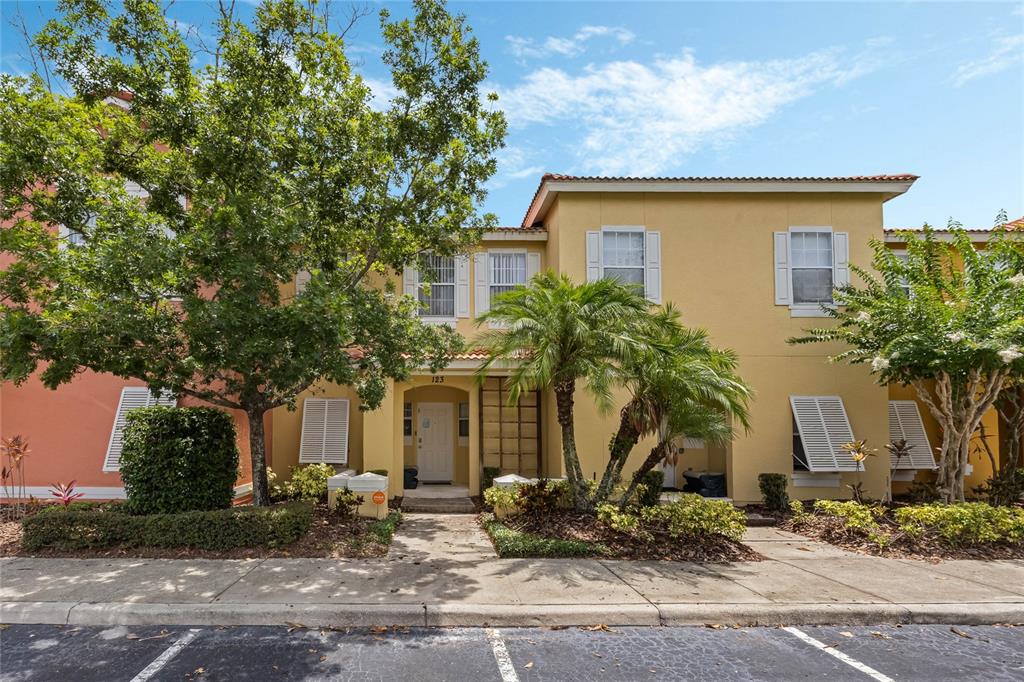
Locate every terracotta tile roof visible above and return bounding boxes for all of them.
[540,173,920,183]
[451,349,490,360]
[523,173,919,226]
[485,226,547,232]
[885,216,1024,234]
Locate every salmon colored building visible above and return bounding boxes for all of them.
[1,172,1017,504]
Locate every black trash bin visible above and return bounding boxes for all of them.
[403,466,419,490]
[698,473,727,498]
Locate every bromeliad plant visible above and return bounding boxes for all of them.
[841,440,877,504]
[50,481,85,508]
[792,220,1024,503]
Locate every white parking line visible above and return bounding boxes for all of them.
[783,627,894,682]
[485,627,520,682]
[130,629,202,682]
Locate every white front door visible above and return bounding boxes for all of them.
[660,460,676,489]
[417,402,454,482]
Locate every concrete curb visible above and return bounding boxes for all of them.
[4,600,1022,627]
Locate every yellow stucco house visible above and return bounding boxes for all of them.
[269,172,1003,505]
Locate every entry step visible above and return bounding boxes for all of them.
[401,497,476,514]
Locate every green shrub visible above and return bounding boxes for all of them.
[788,499,808,521]
[367,511,402,545]
[482,516,603,557]
[758,473,789,512]
[894,503,1024,546]
[813,500,889,546]
[289,464,335,501]
[482,467,501,492]
[22,501,313,551]
[596,503,641,534]
[518,479,563,515]
[483,485,521,516]
[637,470,664,507]
[973,469,1024,507]
[642,494,746,542]
[333,489,361,518]
[120,406,239,515]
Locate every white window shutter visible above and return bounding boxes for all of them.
[103,387,176,472]
[790,396,857,472]
[888,400,935,469]
[295,270,311,295]
[474,252,490,316]
[833,231,850,288]
[644,231,661,304]
[774,232,791,305]
[586,231,601,283]
[455,255,470,318]
[682,437,705,450]
[403,265,418,298]
[300,398,349,464]
[526,252,541,281]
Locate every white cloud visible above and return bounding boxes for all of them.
[361,76,398,111]
[506,25,635,60]
[490,146,544,188]
[493,47,879,176]
[951,34,1024,87]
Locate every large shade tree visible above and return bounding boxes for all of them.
[0,0,506,505]
[792,223,1024,503]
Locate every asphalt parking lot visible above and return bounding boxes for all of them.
[1,623,1022,681]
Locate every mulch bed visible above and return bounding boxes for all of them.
[780,513,1024,561]
[497,510,761,562]
[0,503,398,560]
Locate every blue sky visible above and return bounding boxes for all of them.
[2,1,1022,227]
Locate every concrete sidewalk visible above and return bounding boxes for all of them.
[2,522,1023,628]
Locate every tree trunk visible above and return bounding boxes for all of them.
[997,385,1024,473]
[246,406,271,507]
[912,370,1007,504]
[594,406,641,504]
[554,380,589,511]
[619,440,670,509]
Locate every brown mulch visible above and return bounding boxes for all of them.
[780,513,1024,561]
[500,510,762,562]
[0,504,398,560]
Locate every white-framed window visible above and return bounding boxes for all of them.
[773,227,849,316]
[404,402,413,446]
[791,230,834,305]
[458,402,469,446]
[404,253,469,321]
[602,229,646,293]
[299,397,350,464]
[103,387,177,472]
[418,254,456,318]
[489,251,528,300]
[475,250,540,316]
[585,227,662,303]
[789,395,859,472]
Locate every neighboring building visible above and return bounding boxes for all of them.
[2,171,1015,503]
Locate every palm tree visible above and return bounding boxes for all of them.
[613,320,753,508]
[476,272,653,511]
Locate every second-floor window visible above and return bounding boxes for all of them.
[418,254,456,318]
[489,252,527,300]
[790,230,834,305]
[602,229,646,294]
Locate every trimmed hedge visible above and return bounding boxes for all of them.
[758,473,789,513]
[637,470,664,507]
[23,501,313,551]
[120,406,240,515]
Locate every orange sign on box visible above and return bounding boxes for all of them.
[372,490,386,505]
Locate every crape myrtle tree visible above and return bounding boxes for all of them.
[0,0,506,506]
[791,222,1024,503]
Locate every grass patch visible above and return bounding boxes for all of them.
[482,514,605,557]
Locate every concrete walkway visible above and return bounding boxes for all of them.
[2,526,1022,628]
